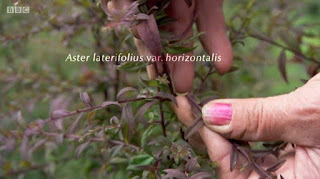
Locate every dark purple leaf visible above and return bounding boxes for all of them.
[136,14,163,72]
[75,141,90,157]
[278,50,288,83]
[186,94,201,112]
[307,63,320,78]
[237,146,273,179]
[154,92,177,106]
[116,87,138,101]
[184,117,204,140]
[51,110,69,120]
[20,137,29,161]
[67,113,84,134]
[189,172,211,179]
[122,103,135,134]
[230,143,238,172]
[24,120,46,136]
[56,134,64,144]
[55,119,63,131]
[101,101,121,108]
[251,149,274,158]
[80,92,92,106]
[185,157,198,173]
[5,137,15,152]
[266,160,286,172]
[136,13,150,20]
[136,15,162,57]
[28,139,46,159]
[163,169,187,179]
[134,100,159,122]
[16,111,27,128]
[29,139,46,154]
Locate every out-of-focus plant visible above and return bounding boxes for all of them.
[0,0,319,178]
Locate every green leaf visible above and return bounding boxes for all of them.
[4,162,12,172]
[148,80,159,87]
[141,124,157,156]
[156,74,169,85]
[246,0,256,11]
[110,157,129,164]
[20,161,31,168]
[164,46,197,55]
[138,70,149,87]
[229,66,240,73]
[117,61,148,72]
[127,154,154,171]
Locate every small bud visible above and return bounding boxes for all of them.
[52,110,69,119]
[80,92,92,106]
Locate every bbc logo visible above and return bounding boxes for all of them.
[7,6,30,13]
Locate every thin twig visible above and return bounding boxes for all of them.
[109,140,139,150]
[1,164,49,177]
[41,129,139,151]
[162,54,176,95]
[249,32,320,64]
[50,97,152,120]
[194,66,215,94]
[186,94,202,112]
[159,101,167,137]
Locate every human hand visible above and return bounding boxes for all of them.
[106,0,233,93]
[174,73,320,178]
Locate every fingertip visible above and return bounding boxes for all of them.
[214,42,233,74]
[195,0,233,74]
[172,61,194,93]
[172,96,194,126]
[202,101,233,134]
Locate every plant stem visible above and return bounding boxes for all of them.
[1,164,49,177]
[162,54,176,95]
[118,97,146,103]
[159,100,167,137]
[249,32,320,64]
[186,94,202,112]
[194,66,215,94]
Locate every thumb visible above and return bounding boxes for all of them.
[201,78,320,146]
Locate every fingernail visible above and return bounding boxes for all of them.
[202,103,232,126]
